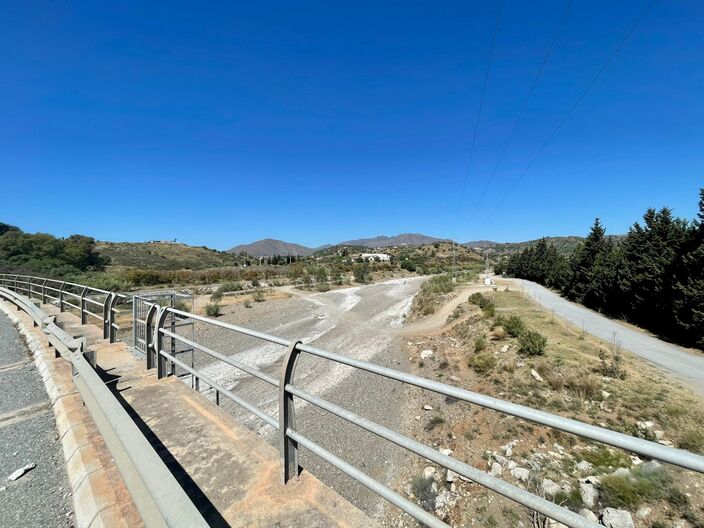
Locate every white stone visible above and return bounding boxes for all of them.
[423,466,436,480]
[601,390,611,399]
[635,506,651,519]
[501,345,509,353]
[439,448,453,457]
[490,462,502,477]
[579,509,598,522]
[637,420,654,430]
[511,467,530,482]
[579,482,598,508]
[530,369,544,383]
[420,350,434,360]
[446,469,458,483]
[423,404,433,411]
[7,463,35,481]
[612,467,630,478]
[575,460,593,472]
[601,508,634,528]
[541,478,561,497]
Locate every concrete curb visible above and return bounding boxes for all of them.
[0,301,135,528]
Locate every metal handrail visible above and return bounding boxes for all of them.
[151,305,704,528]
[0,273,125,343]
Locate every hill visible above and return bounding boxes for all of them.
[227,238,315,257]
[464,236,587,258]
[97,241,240,270]
[338,233,449,248]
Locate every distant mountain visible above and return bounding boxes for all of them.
[227,238,315,257]
[463,236,620,257]
[338,233,449,248]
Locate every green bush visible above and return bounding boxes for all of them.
[210,290,224,302]
[580,447,631,469]
[219,281,243,293]
[599,465,672,509]
[411,475,437,512]
[425,415,446,431]
[504,315,526,337]
[474,336,486,352]
[253,288,265,302]
[204,302,221,317]
[471,352,497,374]
[518,330,547,356]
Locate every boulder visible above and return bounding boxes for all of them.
[490,462,502,477]
[423,466,436,480]
[579,509,598,522]
[541,478,561,497]
[420,350,434,360]
[579,482,598,508]
[601,508,635,528]
[575,460,593,472]
[511,467,530,482]
[531,369,544,383]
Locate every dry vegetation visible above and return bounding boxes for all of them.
[389,286,704,528]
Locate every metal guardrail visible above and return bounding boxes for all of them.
[145,306,704,528]
[0,287,207,528]
[0,274,127,343]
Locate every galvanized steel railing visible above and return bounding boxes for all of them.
[145,305,704,528]
[0,273,127,342]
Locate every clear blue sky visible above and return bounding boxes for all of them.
[1,1,702,249]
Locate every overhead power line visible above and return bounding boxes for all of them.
[485,0,657,221]
[466,0,573,226]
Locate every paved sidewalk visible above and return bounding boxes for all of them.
[0,311,74,527]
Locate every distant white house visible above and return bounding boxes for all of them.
[484,276,495,286]
[360,253,391,262]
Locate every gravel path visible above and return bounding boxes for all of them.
[0,311,74,527]
[174,278,424,517]
[510,278,704,394]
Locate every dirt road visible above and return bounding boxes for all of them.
[509,278,704,394]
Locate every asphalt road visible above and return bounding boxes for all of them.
[184,277,425,517]
[510,278,704,394]
[0,310,74,527]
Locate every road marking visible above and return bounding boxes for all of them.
[0,359,31,373]
[0,401,52,428]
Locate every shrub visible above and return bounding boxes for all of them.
[468,292,495,316]
[251,278,260,287]
[474,336,486,352]
[253,288,265,302]
[471,352,497,374]
[468,292,484,305]
[204,302,221,317]
[411,475,437,512]
[599,334,626,379]
[677,421,704,454]
[219,280,243,293]
[518,330,547,356]
[425,415,445,431]
[504,315,526,337]
[244,299,252,308]
[581,447,631,469]
[553,488,583,511]
[491,326,506,340]
[210,290,224,302]
[599,465,672,509]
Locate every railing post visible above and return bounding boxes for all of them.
[14,274,19,293]
[41,279,47,304]
[145,304,158,370]
[80,286,88,324]
[109,294,119,343]
[279,340,303,484]
[59,283,65,312]
[155,306,170,379]
[102,294,112,339]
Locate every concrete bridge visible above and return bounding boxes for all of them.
[1,274,703,528]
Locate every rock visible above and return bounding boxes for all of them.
[579,482,598,508]
[439,448,453,457]
[493,453,509,467]
[601,390,611,399]
[423,404,433,411]
[541,478,561,497]
[580,475,601,485]
[637,420,654,430]
[490,462,502,477]
[501,345,509,353]
[7,463,35,481]
[658,439,674,446]
[546,520,567,528]
[635,506,651,519]
[599,401,613,413]
[501,440,519,457]
[612,468,631,478]
[579,509,598,522]
[654,430,665,441]
[629,455,642,466]
[420,350,434,360]
[575,460,593,472]
[639,460,661,474]
[446,469,458,483]
[511,467,530,482]
[505,460,517,470]
[423,466,436,480]
[530,369,544,383]
[600,508,634,528]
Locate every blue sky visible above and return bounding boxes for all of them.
[1,1,702,249]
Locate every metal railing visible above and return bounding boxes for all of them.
[144,305,704,528]
[0,286,207,527]
[0,274,127,342]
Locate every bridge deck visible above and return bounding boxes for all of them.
[42,305,373,527]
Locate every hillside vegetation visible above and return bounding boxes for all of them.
[497,188,704,350]
[97,241,241,270]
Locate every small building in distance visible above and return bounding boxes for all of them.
[360,253,391,262]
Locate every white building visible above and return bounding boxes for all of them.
[360,253,391,262]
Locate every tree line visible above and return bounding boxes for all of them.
[496,189,704,349]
